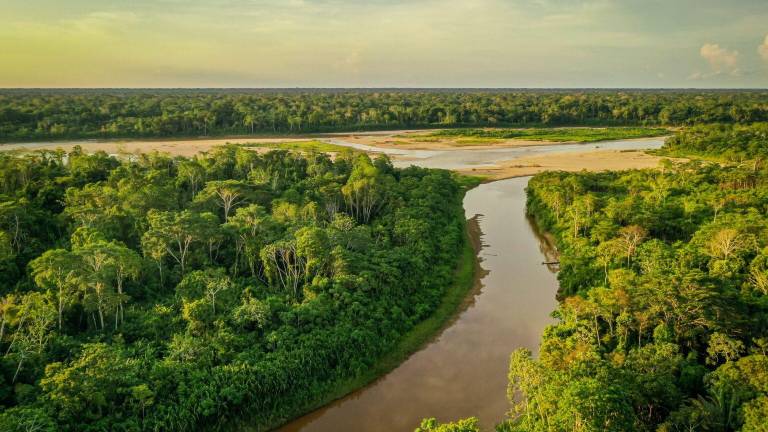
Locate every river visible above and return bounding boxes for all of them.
[1,136,663,431]
[277,138,664,431]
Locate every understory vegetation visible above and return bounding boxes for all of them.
[0,144,470,431]
[2,90,768,142]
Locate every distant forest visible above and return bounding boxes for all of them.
[1,90,768,141]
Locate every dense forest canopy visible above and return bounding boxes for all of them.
[423,122,768,432]
[661,122,768,162]
[2,90,768,141]
[499,159,768,431]
[0,145,469,431]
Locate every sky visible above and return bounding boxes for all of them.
[1,0,767,88]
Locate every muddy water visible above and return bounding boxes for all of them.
[277,177,559,431]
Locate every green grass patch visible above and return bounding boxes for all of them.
[432,127,670,143]
[453,137,506,145]
[409,136,442,143]
[241,140,354,153]
[454,173,487,189]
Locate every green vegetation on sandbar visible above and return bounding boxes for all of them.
[429,127,670,143]
[240,140,353,153]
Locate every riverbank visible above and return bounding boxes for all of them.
[242,218,480,431]
[0,129,671,157]
[458,149,676,181]
[320,130,670,151]
[277,177,562,431]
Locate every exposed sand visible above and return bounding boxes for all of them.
[1,129,668,155]
[0,137,309,157]
[330,131,562,150]
[458,149,673,181]
[2,133,676,181]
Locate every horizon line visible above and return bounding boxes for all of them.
[1,87,767,91]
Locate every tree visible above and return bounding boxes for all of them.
[295,226,330,281]
[618,225,647,266]
[196,180,250,221]
[176,268,234,316]
[415,418,480,432]
[5,292,55,383]
[39,343,144,427]
[29,249,82,330]
[142,210,218,275]
[707,332,745,365]
[0,406,55,432]
[342,155,387,223]
[103,242,142,327]
[225,204,279,278]
[706,228,751,261]
[177,159,206,196]
[261,240,305,300]
[0,294,18,343]
[74,241,118,331]
[0,200,29,254]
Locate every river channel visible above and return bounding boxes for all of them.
[277,138,664,431]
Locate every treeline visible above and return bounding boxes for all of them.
[2,90,768,141]
[661,122,768,162]
[504,162,768,431]
[0,145,468,431]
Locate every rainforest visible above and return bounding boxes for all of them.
[0,142,473,430]
[2,91,768,432]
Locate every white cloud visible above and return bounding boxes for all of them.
[759,34,768,62]
[699,43,740,75]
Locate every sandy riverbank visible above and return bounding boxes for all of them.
[0,129,669,156]
[458,149,673,180]
[330,131,559,150]
[0,137,313,157]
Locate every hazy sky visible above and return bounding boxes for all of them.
[2,0,767,88]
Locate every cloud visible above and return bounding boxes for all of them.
[699,43,740,75]
[759,34,768,62]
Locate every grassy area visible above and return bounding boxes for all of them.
[428,127,670,143]
[240,140,354,153]
[247,222,478,431]
[454,137,505,145]
[454,173,487,189]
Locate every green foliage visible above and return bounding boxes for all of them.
[2,90,768,142]
[0,144,468,431]
[242,140,354,153]
[431,127,669,143]
[660,123,768,162]
[507,162,768,431]
[415,417,481,432]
